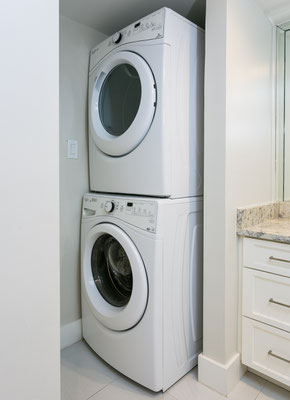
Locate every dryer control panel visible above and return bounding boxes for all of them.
[83,194,157,233]
[90,8,165,72]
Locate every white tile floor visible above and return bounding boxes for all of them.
[61,341,290,400]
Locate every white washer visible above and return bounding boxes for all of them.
[81,193,203,392]
[88,8,204,198]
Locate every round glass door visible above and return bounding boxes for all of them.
[89,51,156,157]
[82,223,148,331]
[98,64,141,137]
[91,234,133,307]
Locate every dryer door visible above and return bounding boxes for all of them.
[89,51,156,157]
[82,223,148,331]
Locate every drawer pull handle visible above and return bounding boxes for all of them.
[268,350,290,364]
[269,256,290,263]
[269,298,290,308]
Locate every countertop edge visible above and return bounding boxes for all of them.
[237,229,290,245]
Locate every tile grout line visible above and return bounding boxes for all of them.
[85,379,180,400]
[254,380,266,400]
[85,377,120,400]
[254,390,261,400]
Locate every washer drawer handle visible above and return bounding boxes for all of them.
[269,256,290,263]
[269,298,290,309]
[268,350,290,364]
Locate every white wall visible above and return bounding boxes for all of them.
[0,1,60,399]
[60,16,106,347]
[199,0,274,395]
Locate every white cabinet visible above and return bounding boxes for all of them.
[241,238,290,388]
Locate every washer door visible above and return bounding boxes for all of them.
[82,223,148,331]
[89,51,156,157]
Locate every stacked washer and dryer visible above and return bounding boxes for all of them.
[81,8,205,392]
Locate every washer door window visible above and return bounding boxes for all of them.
[83,223,148,331]
[90,51,156,157]
[91,234,132,307]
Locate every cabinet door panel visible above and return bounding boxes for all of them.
[244,238,290,277]
[243,267,290,332]
[242,317,290,387]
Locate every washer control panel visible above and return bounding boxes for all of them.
[90,9,165,72]
[83,195,157,233]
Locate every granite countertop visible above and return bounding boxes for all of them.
[237,202,290,244]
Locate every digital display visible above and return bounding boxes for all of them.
[127,202,133,207]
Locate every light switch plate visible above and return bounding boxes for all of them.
[67,140,78,159]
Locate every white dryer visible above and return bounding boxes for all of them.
[88,8,204,198]
[81,193,203,392]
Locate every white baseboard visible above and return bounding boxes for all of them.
[198,352,246,396]
[61,318,82,350]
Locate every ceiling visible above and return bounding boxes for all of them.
[60,0,206,35]
[60,0,290,36]
[256,0,290,25]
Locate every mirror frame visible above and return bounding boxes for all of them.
[276,21,290,201]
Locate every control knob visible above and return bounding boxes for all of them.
[112,32,122,44]
[104,201,114,213]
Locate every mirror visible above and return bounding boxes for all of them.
[277,22,290,200]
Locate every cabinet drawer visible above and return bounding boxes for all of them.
[243,238,290,277]
[243,268,290,332]
[242,317,290,387]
